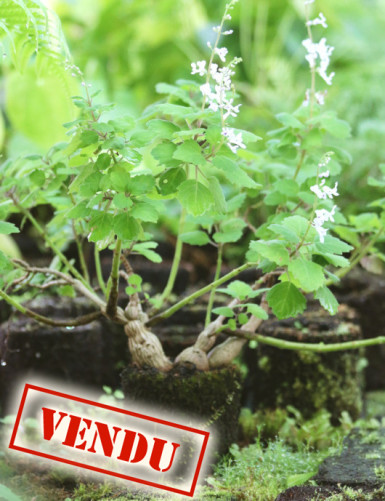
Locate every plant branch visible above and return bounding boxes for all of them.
[94,245,107,295]
[147,262,255,326]
[0,288,102,327]
[223,328,385,353]
[10,195,92,291]
[205,243,223,326]
[157,208,186,308]
[106,238,122,320]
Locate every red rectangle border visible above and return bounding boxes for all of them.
[9,383,210,497]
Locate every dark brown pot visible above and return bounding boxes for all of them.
[243,305,364,422]
[0,295,128,415]
[120,363,242,458]
[331,269,385,390]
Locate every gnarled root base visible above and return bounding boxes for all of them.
[124,320,172,372]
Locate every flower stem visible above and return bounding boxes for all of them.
[158,208,186,307]
[205,243,223,326]
[94,245,107,296]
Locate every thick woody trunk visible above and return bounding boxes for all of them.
[124,293,172,372]
[124,321,172,372]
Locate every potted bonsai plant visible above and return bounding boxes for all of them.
[1,0,385,453]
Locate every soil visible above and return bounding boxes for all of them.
[0,295,128,415]
[331,269,385,391]
[121,363,243,458]
[243,304,364,421]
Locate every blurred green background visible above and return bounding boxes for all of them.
[1,0,385,212]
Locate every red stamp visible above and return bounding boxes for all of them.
[8,383,210,497]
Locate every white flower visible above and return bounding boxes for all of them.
[223,29,234,35]
[310,179,339,199]
[302,37,335,85]
[312,205,337,242]
[215,47,228,62]
[304,0,315,4]
[191,60,207,76]
[222,127,246,154]
[306,12,328,29]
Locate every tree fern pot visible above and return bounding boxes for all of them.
[331,269,385,390]
[243,304,364,422]
[120,362,243,458]
[0,295,128,414]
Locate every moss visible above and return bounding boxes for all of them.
[245,307,364,421]
[121,364,242,457]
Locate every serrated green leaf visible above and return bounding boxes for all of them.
[30,169,45,186]
[95,153,111,170]
[158,167,186,195]
[147,119,180,140]
[268,223,300,244]
[224,280,253,300]
[276,112,304,129]
[0,222,20,235]
[213,218,247,244]
[113,213,141,241]
[173,140,206,166]
[212,307,235,317]
[246,303,269,320]
[180,231,210,246]
[208,176,226,213]
[79,130,99,147]
[266,282,306,320]
[315,235,353,255]
[88,212,114,242]
[131,202,159,223]
[314,286,339,315]
[151,142,179,168]
[213,156,259,189]
[133,242,162,263]
[113,194,133,210]
[288,258,325,292]
[177,180,214,216]
[247,240,290,265]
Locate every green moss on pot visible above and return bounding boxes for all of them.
[121,363,242,457]
[244,306,364,422]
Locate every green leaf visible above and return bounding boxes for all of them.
[0,250,13,272]
[79,172,102,197]
[113,193,133,210]
[208,176,226,213]
[95,153,111,170]
[223,281,253,300]
[245,304,269,320]
[276,112,304,130]
[79,130,99,147]
[180,231,210,246]
[247,240,290,266]
[131,203,158,223]
[113,213,141,241]
[151,142,179,168]
[288,258,325,292]
[177,180,214,216]
[213,218,247,244]
[147,119,180,140]
[129,175,155,196]
[268,223,299,244]
[266,282,306,320]
[315,235,353,255]
[309,112,351,139]
[212,307,235,317]
[0,222,20,235]
[173,140,206,166]
[275,179,299,196]
[30,169,45,186]
[88,212,114,241]
[159,167,186,195]
[133,242,162,263]
[314,286,339,315]
[213,156,259,189]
